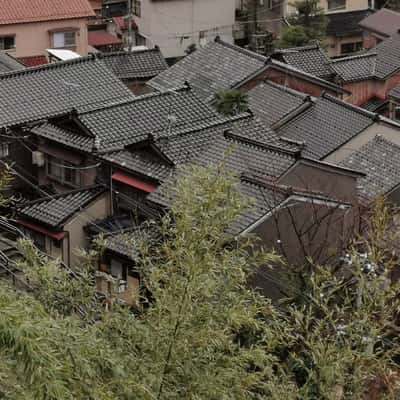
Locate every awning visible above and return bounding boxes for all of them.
[88,31,123,47]
[17,219,65,240]
[112,171,157,193]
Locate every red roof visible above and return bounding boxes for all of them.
[88,30,123,47]
[0,0,95,25]
[18,55,48,67]
[113,16,137,30]
[112,172,157,193]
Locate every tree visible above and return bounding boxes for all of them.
[214,90,249,116]
[279,0,327,48]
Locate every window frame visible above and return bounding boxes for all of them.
[340,41,363,55]
[0,35,15,51]
[327,0,346,10]
[46,155,81,188]
[133,0,141,17]
[51,30,77,49]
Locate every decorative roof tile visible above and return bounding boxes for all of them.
[17,186,105,229]
[340,135,400,201]
[0,0,94,25]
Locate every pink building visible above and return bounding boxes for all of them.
[0,0,95,65]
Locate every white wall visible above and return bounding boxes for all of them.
[135,0,235,58]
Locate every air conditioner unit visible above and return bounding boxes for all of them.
[32,151,45,167]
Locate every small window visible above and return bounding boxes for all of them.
[46,156,81,187]
[340,42,362,55]
[0,36,15,51]
[133,0,141,17]
[0,143,9,158]
[53,31,76,49]
[327,0,346,10]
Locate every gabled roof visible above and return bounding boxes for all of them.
[247,80,309,127]
[98,49,168,80]
[17,186,105,230]
[331,32,400,81]
[275,93,377,159]
[359,8,400,37]
[0,52,25,73]
[148,38,267,101]
[340,135,400,202]
[272,44,336,80]
[75,85,226,151]
[0,56,133,129]
[327,9,373,37]
[0,0,95,25]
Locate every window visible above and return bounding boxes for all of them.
[340,41,363,55]
[395,107,400,121]
[0,143,9,158]
[46,156,81,187]
[133,0,141,17]
[110,259,128,292]
[327,0,346,10]
[52,31,76,49]
[0,36,15,51]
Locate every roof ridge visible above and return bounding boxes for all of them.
[0,53,98,79]
[214,37,267,62]
[331,51,377,63]
[97,48,162,58]
[372,134,400,149]
[261,79,310,100]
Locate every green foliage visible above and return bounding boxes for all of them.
[279,0,327,48]
[214,90,249,116]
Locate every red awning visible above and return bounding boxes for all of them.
[112,171,157,193]
[17,219,65,240]
[88,31,123,47]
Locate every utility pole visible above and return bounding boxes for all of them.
[127,0,133,53]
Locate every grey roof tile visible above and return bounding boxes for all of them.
[0,52,25,73]
[276,93,376,159]
[340,135,400,201]
[18,186,105,229]
[148,39,267,101]
[331,52,377,82]
[388,85,400,100]
[360,96,388,112]
[247,80,309,127]
[327,9,373,37]
[98,49,168,80]
[359,8,400,37]
[0,56,134,129]
[273,44,336,80]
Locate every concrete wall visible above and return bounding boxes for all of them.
[324,121,400,163]
[0,18,90,59]
[135,0,235,59]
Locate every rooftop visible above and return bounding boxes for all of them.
[0,52,25,73]
[17,186,105,230]
[0,0,95,25]
[148,38,267,101]
[359,8,400,37]
[0,56,133,129]
[340,135,400,202]
[88,30,123,47]
[327,9,373,38]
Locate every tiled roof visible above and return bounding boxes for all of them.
[17,187,105,229]
[388,85,400,100]
[76,86,225,151]
[88,30,123,47]
[360,96,388,112]
[0,56,133,129]
[273,44,336,80]
[30,123,95,153]
[327,9,373,37]
[331,52,377,82]
[332,32,400,81]
[340,136,400,202]
[148,38,267,101]
[359,8,400,37]
[104,221,160,260]
[0,0,95,25]
[98,49,168,80]
[276,93,376,159]
[247,80,309,127]
[0,52,24,73]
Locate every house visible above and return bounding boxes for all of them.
[0,0,95,64]
[148,38,348,102]
[359,8,400,49]
[326,9,373,57]
[245,80,400,166]
[15,186,109,267]
[331,32,400,106]
[340,135,400,205]
[132,0,236,60]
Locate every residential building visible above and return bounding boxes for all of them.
[359,8,400,49]
[0,0,95,64]
[326,9,372,57]
[148,38,348,102]
[132,0,236,60]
